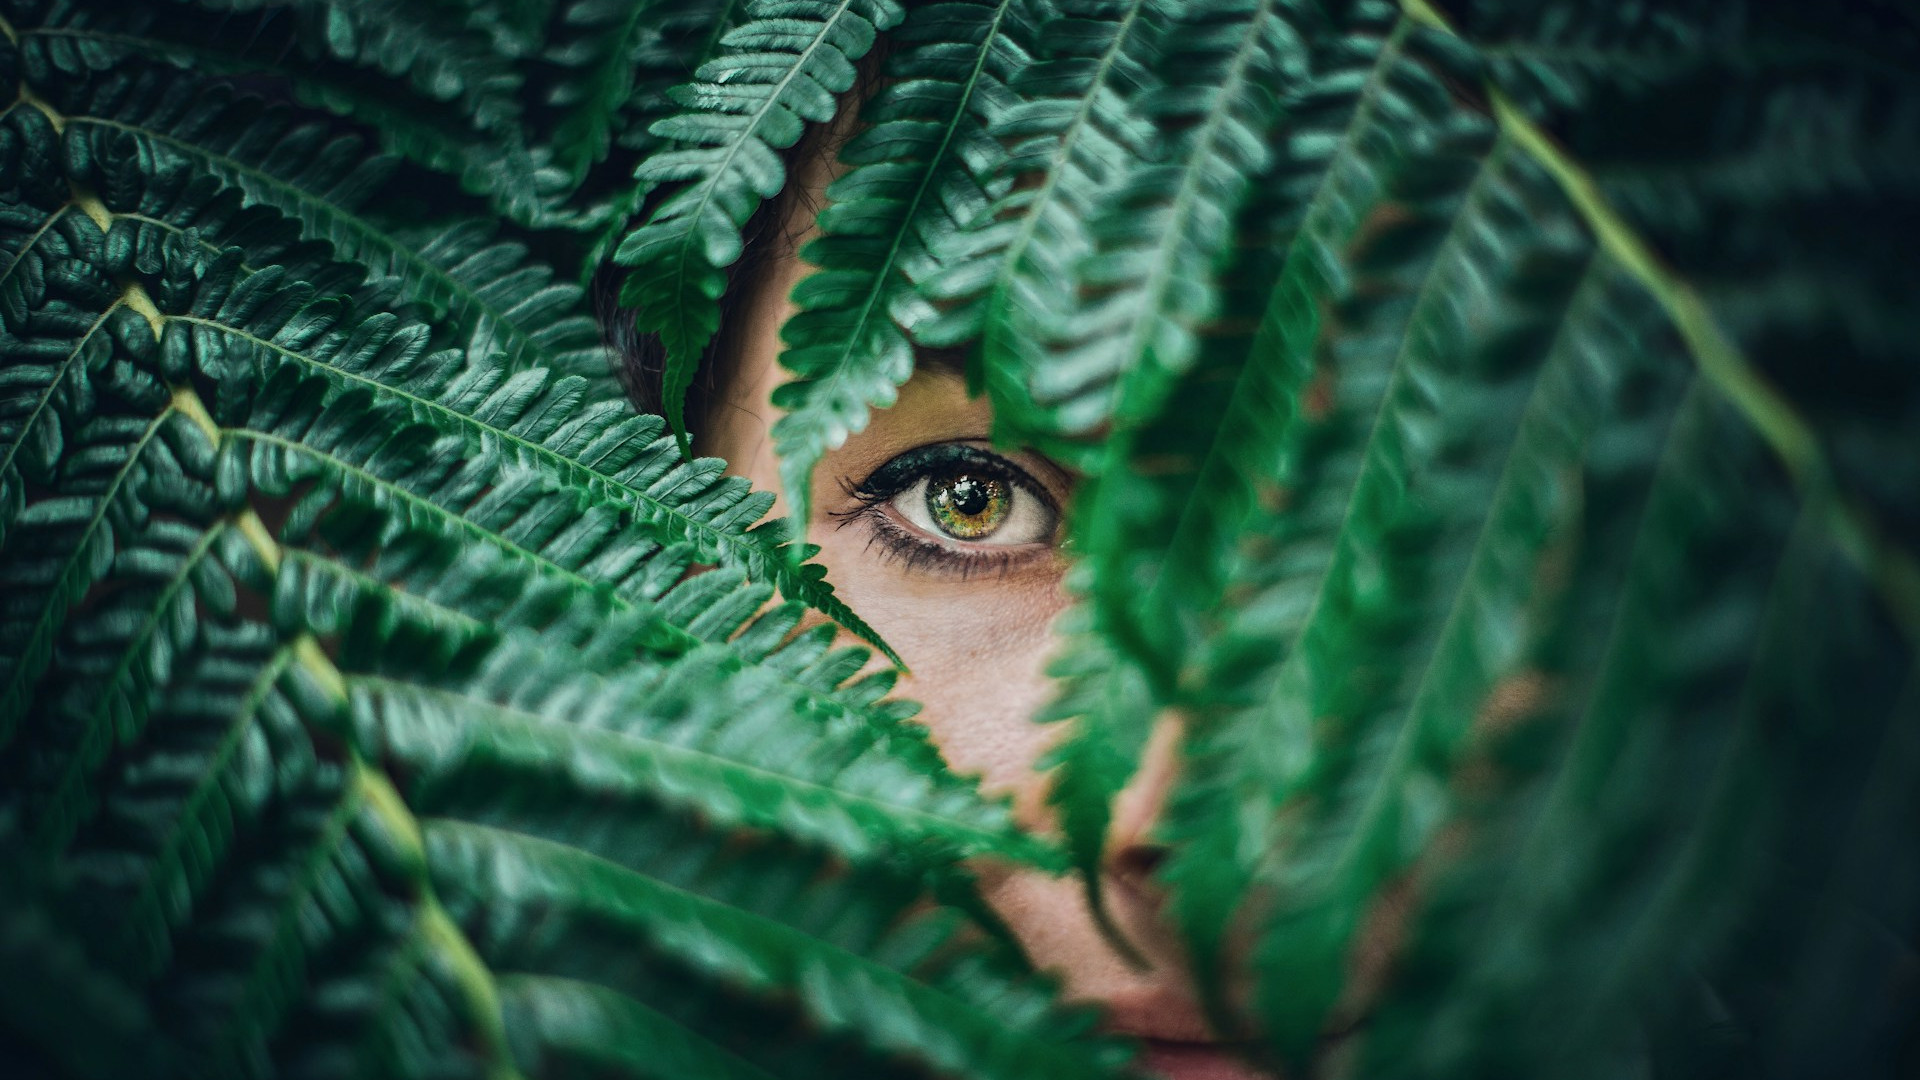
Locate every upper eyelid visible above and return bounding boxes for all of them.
[1014,449,1075,493]
[852,442,1060,512]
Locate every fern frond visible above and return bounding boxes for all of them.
[8,508,250,857]
[769,0,1032,527]
[372,219,607,380]
[236,411,693,652]
[346,634,1057,870]
[1016,0,1302,448]
[0,6,1131,1079]
[1154,27,1562,1053]
[7,1,1914,1077]
[0,246,180,741]
[149,762,438,1077]
[919,0,1160,432]
[173,253,894,657]
[56,78,604,380]
[49,66,403,270]
[1140,3,1920,1068]
[1027,609,1157,959]
[428,821,1126,1080]
[0,407,184,745]
[48,623,308,981]
[1360,390,1915,1080]
[1,209,118,534]
[613,0,904,450]
[433,802,1058,1079]
[499,975,779,1080]
[571,0,755,277]
[540,0,720,186]
[2,106,89,324]
[225,360,1017,870]
[152,0,526,129]
[11,1,563,223]
[1032,0,1340,936]
[243,387,943,791]
[1042,0,1427,987]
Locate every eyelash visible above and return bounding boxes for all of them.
[833,443,1061,578]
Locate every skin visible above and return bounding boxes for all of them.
[698,146,1273,1080]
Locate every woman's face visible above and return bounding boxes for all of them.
[698,152,1268,1080]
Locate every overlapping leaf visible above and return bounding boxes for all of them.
[770,0,1033,527]
[919,0,1162,433]
[3,2,1916,1080]
[0,8,1123,1078]
[613,0,905,449]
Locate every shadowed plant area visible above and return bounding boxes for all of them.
[1,0,1916,1077]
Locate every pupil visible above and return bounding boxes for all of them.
[926,472,1007,539]
[946,475,990,516]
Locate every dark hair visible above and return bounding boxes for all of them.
[593,49,891,445]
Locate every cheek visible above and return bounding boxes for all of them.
[811,530,1072,830]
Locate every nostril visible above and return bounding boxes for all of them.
[1109,841,1170,893]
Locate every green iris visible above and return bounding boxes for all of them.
[925,472,1011,540]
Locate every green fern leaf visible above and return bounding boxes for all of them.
[10,1,566,223]
[540,0,735,186]
[573,0,752,274]
[55,81,601,378]
[0,232,181,743]
[1018,0,1303,447]
[1126,3,1920,1069]
[7,1,1915,1077]
[47,623,310,981]
[148,0,528,137]
[919,0,1160,433]
[344,636,1057,869]
[429,821,1125,1080]
[1,7,1119,1080]
[167,249,895,656]
[613,0,905,450]
[499,975,780,1080]
[1029,0,1327,941]
[769,0,1032,528]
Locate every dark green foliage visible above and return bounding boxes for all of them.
[613,0,905,451]
[0,0,1094,1073]
[919,0,1161,430]
[4,0,1918,1078]
[771,0,1032,527]
[1056,2,1919,1075]
[1021,0,1305,443]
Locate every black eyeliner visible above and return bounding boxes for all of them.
[849,443,1059,512]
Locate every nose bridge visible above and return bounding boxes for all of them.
[1105,712,1185,862]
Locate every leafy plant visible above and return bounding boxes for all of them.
[3,1,1916,1079]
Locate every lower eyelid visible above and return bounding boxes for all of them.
[859,516,1049,580]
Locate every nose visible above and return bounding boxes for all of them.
[1101,715,1183,912]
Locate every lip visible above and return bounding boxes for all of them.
[1101,989,1271,1079]
[1135,1040,1271,1080]
[1100,987,1218,1043]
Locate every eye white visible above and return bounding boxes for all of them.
[886,476,1055,546]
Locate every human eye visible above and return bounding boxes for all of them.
[836,442,1062,575]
